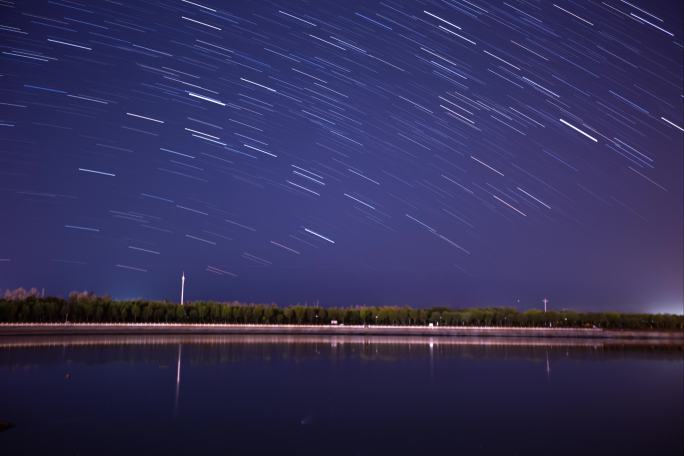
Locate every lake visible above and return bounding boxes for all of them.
[1,335,682,455]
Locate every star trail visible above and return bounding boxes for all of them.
[0,0,682,311]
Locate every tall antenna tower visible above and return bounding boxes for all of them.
[180,271,185,306]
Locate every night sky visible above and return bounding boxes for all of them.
[0,0,682,312]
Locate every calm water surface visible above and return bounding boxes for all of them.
[1,335,682,455]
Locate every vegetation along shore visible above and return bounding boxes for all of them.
[0,289,681,332]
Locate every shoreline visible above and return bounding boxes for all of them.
[1,323,682,340]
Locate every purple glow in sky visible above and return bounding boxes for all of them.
[1,0,682,312]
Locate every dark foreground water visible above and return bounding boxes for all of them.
[0,335,682,455]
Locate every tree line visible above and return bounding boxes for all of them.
[0,290,682,330]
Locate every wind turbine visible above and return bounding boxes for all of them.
[180,271,185,306]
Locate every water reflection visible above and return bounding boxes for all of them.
[2,333,682,349]
[1,335,681,371]
[0,335,682,455]
[546,348,551,381]
[174,343,181,418]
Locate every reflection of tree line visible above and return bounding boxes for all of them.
[1,296,683,330]
[1,337,682,369]
[1,334,681,348]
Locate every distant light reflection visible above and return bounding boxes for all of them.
[174,343,181,418]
